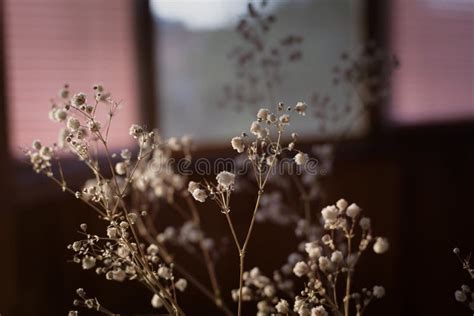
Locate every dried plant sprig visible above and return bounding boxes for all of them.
[190,103,310,316]
[453,248,474,313]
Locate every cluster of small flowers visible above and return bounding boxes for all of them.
[25,140,54,174]
[290,199,388,314]
[129,128,192,203]
[231,103,308,165]
[453,248,474,313]
[69,288,109,315]
[188,170,235,211]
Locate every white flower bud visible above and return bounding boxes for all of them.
[331,250,343,263]
[311,306,328,316]
[67,117,80,131]
[216,171,235,189]
[346,203,362,218]
[250,121,262,136]
[318,256,331,272]
[175,278,188,292]
[39,146,53,160]
[191,189,207,203]
[151,294,163,308]
[147,244,159,256]
[54,108,68,122]
[373,237,389,254]
[336,198,348,211]
[279,114,290,124]
[294,152,308,166]
[188,181,199,194]
[305,242,322,259]
[359,217,371,230]
[257,108,270,120]
[129,124,144,139]
[231,136,245,153]
[71,93,86,107]
[373,285,386,298]
[275,299,289,313]
[295,102,307,116]
[158,266,172,280]
[293,261,310,277]
[32,139,42,150]
[115,162,127,175]
[81,256,96,270]
[106,227,117,239]
[321,205,338,225]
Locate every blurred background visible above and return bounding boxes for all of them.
[0,0,473,315]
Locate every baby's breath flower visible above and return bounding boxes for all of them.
[293,261,310,277]
[321,205,338,226]
[359,217,371,230]
[54,108,68,122]
[81,256,96,270]
[216,171,235,189]
[336,198,348,211]
[231,136,245,153]
[318,256,331,272]
[168,137,181,151]
[455,290,467,302]
[331,250,343,263]
[191,189,207,203]
[346,203,362,218]
[295,102,307,116]
[305,242,322,259]
[279,114,290,125]
[121,149,132,160]
[68,311,78,316]
[147,244,159,256]
[373,285,386,298]
[257,108,270,120]
[129,124,144,139]
[158,266,172,280]
[188,181,199,194]
[106,227,117,239]
[115,162,127,175]
[175,278,188,292]
[311,306,328,316]
[87,120,101,132]
[373,237,389,254]
[67,117,80,131]
[250,121,262,136]
[71,93,86,107]
[151,294,164,308]
[275,299,290,313]
[32,139,42,150]
[39,146,53,160]
[294,152,308,166]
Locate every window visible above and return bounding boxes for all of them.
[150,0,367,145]
[389,0,474,125]
[4,0,140,157]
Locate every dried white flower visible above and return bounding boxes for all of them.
[71,93,86,107]
[257,108,270,120]
[231,136,245,153]
[175,278,188,292]
[32,139,42,150]
[294,152,308,166]
[359,217,371,230]
[129,124,144,139]
[250,121,262,136]
[147,244,159,256]
[336,198,348,211]
[346,203,362,218]
[321,205,338,225]
[39,146,53,160]
[275,299,290,313]
[311,306,328,316]
[87,120,101,132]
[455,290,467,302]
[318,256,331,272]
[373,285,386,298]
[67,117,80,131]
[81,256,96,270]
[216,171,235,189]
[158,266,172,280]
[115,162,127,175]
[151,294,163,308]
[293,261,310,277]
[279,114,290,125]
[168,137,181,151]
[106,227,117,239]
[373,237,389,254]
[305,242,322,259]
[191,189,207,203]
[295,102,307,116]
[331,250,343,263]
[54,108,68,122]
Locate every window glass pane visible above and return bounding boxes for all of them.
[151,0,366,144]
[390,0,474,124]
[4,0,140,157]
